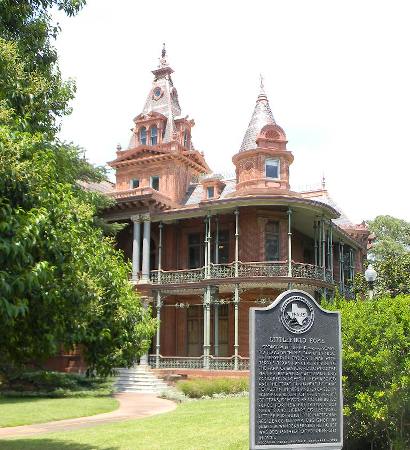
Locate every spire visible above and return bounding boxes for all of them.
[239,76,276,152]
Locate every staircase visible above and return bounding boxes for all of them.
[114,365,170,394]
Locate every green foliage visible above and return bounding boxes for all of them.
[0,1,156,378]
[0,370,114,398]
[368,215,410,260]
[177,377,248,398]
[323,295,410,449]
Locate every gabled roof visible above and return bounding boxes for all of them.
[239,78,276,152]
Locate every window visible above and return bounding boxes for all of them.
[188,233,203,268]
[150,126,158,145]
[150,175,160,190]
[265,158,280,179]
[130,178,139,189]
[183,130,188,147]
[212,230,230,264]
[207,186,215,198]
[265,221,280,261]
[139,127,147,145]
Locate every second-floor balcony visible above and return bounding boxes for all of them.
[149,261,333,285]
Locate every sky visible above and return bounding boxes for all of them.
[53,0,410,224]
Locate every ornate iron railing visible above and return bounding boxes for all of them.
[148,355,249,371]
[150,267,204,284]
[150,261,334,285]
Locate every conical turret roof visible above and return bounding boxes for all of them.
[239,76,276,152]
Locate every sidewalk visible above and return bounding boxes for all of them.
[0,393,176,439]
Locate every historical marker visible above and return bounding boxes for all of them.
[250,290,342,450]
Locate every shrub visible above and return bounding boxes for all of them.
[0,370,114,398]
[177,377,248,398]
[323,295,410,450]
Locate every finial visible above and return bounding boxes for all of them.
[162,43,166,58]
[116,143,122,151]
[321,173,326,190]
[260,73,265,93]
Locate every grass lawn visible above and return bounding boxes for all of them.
[0,397,249,449]
[0,396,119,427]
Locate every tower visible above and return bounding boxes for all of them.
[232,76,294,195]
[108,45,210,205]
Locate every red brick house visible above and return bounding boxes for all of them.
[102,47,368,372]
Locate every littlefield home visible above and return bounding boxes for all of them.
[73,47,369,373]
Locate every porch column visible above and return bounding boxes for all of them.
[207,213,212,278]
[203,287,211,369]
[234,284,240,370]
[139,296,150,366]
[339,242,345,293]
[329,222,334,282]
[234,208,239,277]
[131,215,141,282]
[321,218,326,282]
[214,303,219,356]
[155,291,162,368]
[204,217,209,279]
[141,214,151,282]
[314,219,318,267]
[157,222,163,282]
[214,216,219,356]
[287,208,292,278]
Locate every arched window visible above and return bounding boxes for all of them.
[150,126,158,145]
[265,221,280,261]
[139,127,147,145]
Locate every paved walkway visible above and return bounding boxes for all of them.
[0,393,176,439]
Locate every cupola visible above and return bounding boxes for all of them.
[232,77,294,195]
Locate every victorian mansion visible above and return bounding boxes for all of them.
[102,48,368,371]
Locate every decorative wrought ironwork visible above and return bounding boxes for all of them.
[150,261,335,286]
[148,355,250,371]
[238,261,288,278]
[150,267,204,284]
[175,302,190,308]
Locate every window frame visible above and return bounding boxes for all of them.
[150,125,158,145]
[130,178,140,189]
[265,158,280,180]
[207,186,215,199]
[150,175,160,191]
[139,127,147,145]
[265,220,280,261]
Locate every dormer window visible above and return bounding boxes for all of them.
[139,127,147,145]
[265,158,280,179]
[130,178,139,189]
[150,175,160,190]
[207,186,215,198]
[150,126,158,145]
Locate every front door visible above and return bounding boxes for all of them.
[187,306,203,356]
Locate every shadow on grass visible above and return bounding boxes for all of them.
[0,439,119,450]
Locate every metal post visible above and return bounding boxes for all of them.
[215,215,219,264]
[158,222,163,283]
[203,287,210,369]
[204,216,208,279]
[340,242,345,293]
[321,219,326,282]
[207,213,211,278]
[287,208,292,278]
[329,222,334,282]
[131,215,141,281]
[155,291,161,368]
[314,220,318,267]
[234,284,240,370]
[234,208,239,277]
[141,215,151,282]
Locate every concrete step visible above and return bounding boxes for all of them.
[114,365,170,394]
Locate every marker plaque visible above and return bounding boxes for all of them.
[250,290,342,450]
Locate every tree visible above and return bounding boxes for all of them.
[0,2,155,377]
[368,215,410,260]
[324,295,410,450]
